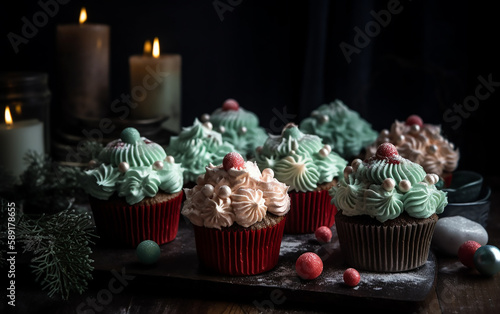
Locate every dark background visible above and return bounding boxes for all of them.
[0,0,498,177]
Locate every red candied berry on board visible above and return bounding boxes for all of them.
[223,152,245,171]
[296,252,323,280]
[315,226,333,244]
[222,98,240,111]
[458,240,482,268]
[405,114,423,128]
[375,143,399,160]
[343,268,361,287]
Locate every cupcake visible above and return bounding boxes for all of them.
[330,143,448,272]
[299,99,378,160]
[165,118,235,187]
[201,98,268,159]
[364,114,459,186]
[82,127,184,248]
[254,123,347,234]
[181,152,291,276]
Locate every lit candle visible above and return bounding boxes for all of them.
[56,7,110,119]
[0,106,44,180]
[129,37,182,132]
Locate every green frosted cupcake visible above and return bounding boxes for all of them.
[165,118,235,186]
[330,143,447,272]
[255,123,347,233]
[299,99,377,160]
[83,127,184,248]
[201,98,268,159]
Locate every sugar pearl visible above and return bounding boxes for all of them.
[203,121,213,130]
[351,159,362,172]
[318,115,329,124]
[200,113,210,122]
[202,184,214,197]
[323,144,332,153]
[319,148,329,157]
[424,173,439,185]
[344,166,353,182]
[381,129,390,137]
[399,179,412,192]
[218,185,232,199]
[240,126,247,134]
[88,159,98,169]
[382,178,396,191]
[118,162,130,173]
[153,160,164,170]
[427,144,438,154]
[410,124,420,133]
[262,168,274,179]
[396,134,405,143]
[219,126,226,133]
[165,156,175,164]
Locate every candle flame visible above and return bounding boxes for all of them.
[79,7,87,24]
[152,37,160,58]
[143,40,152,56]
[5,106,13,126]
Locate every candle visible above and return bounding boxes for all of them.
[56,7,110,119]
[129,37,182,133]
[0,106,44,180]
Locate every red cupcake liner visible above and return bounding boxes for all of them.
[192,217,286,276]
[90,191,183,248]
[285,189,337,234]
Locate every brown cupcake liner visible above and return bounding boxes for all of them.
[285,189,337,234]
[335,211,438,272]
[90,191,183,248]
[192,216,287,276]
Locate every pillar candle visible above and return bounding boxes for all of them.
[0,114,44,180]
[129,38,182,133]
[56,8,109,119]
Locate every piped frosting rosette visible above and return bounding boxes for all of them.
[181,152,290,230]
[365,115,459,178]
[331,143,448,223]
[165,118,236,184]
[299,99,378,159]
[254,123,347,192]
[201,98,268,158]
[83,127,184,205]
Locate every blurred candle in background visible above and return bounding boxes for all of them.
[0,106,44,181]
[56,7,110,120]
[129,37,182,133]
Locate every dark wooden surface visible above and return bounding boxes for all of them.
[5,175,500,314]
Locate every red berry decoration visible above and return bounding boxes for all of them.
[405,114,423,128]
[458,240,482,268]
[296,252,323,280]
[315,226,333,244]
[223,152,245,171]
[375,143,399,161]
[343,268,361,287]
[222,98,240,111]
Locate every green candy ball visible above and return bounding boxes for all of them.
[136,240,161,265]
[121,127,141,144]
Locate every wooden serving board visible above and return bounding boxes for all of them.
[91,219,437,305]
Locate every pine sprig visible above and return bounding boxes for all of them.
[17,210,97,300]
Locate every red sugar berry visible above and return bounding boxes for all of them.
[223,152,245,171]
[405,114,423,128]
[315,226,333,244]
[458,240,482,268]
[222,98,240,111]
[296,252,323,280]
[376,143,399,160]
[343,268,361,287]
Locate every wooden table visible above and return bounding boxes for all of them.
[7,176,500,314]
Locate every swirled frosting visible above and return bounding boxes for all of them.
[181,157,291,229]
[254,124,347,192]
[82,127,184,204]
[203,99,268,158]
[299,99,378,159]
[330,143,448,222]
[165,118,236,183]
[364,116,460,176]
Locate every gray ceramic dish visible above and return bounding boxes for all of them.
[439,184,491,227]
[442,170,483,203]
